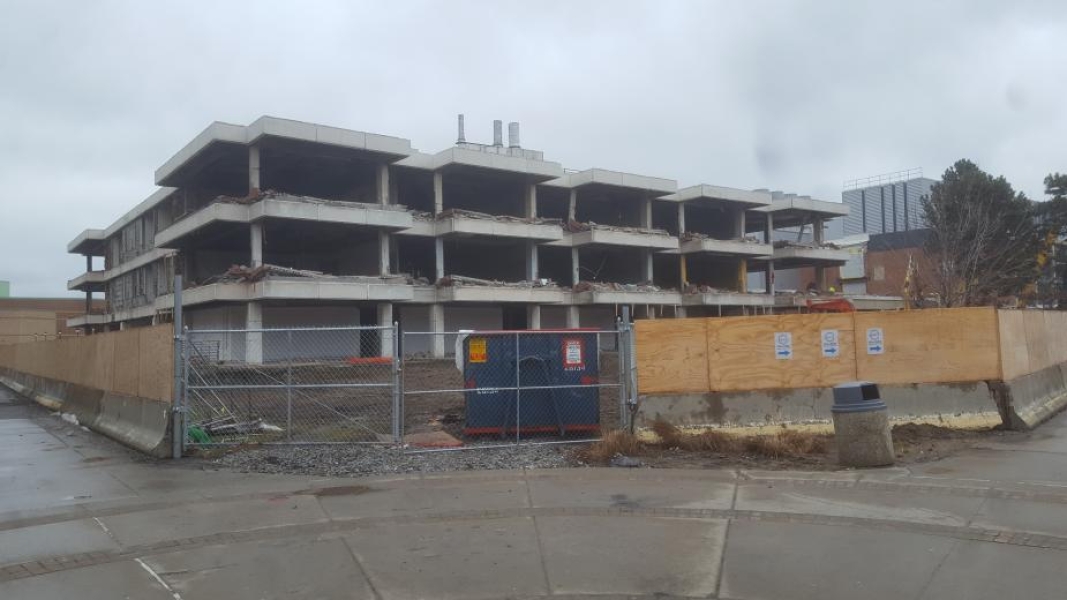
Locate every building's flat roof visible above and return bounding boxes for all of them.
[661,184,771,207]
[543,168,677,194]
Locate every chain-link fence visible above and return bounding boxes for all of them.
[400,326,632,449]
[177,320,636,452]
[181,325,399,447]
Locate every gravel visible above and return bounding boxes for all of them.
[212,443,584,477]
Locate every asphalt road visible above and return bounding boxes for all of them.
[2,384,1066,599]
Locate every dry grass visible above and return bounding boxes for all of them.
[743,429,830,458]
[581,430,646,463]
[652,420,738,453]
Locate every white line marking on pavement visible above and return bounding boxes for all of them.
[135,557,182,600]
[92,517,112,537]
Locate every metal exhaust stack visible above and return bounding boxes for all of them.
[493,120,503,146]
[508,122,520,148]
[457,114,465,143]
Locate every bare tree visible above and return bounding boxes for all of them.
[921,160,1040,307]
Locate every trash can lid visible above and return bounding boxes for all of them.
[831,381,886,413]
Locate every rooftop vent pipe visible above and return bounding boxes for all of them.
[457,114,465,143]
[493,120,503,146]
[508,122,521,148]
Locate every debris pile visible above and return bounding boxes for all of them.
[681,232,765,243]
[437,275,559,288]
[564,220,672,236]
[573,281,664,293]
[436,208,561,225]
[773,240,841,250]
[200,264,413,286]
[683,284,735,294]
[212,189,408,211]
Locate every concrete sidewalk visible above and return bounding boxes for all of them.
[2,384,1067,599]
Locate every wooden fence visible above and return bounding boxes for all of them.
[636,307,1054,395]
[0,324,174,402]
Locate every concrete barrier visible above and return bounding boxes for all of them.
[994,363,1067,430]
[637,381,1003,430]
[0,368,172,457]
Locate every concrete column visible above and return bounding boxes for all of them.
[378,231,391,275]
[565,305,580,328]
[250,222,264,267]
[376,164,390,205]
[84,291,91,315]
[567,189,577,222]
[640,197,652,229]
[675,306,687,318]
[765,213,775,243]
[737,259,748,293]
[433,171,444,215]
[814,217,825,244]
[641,250,653,283]
[119,322,127,331]
[249,145,261,192]
[815,266,827,292]
[735,209,746,239]
[677,203,686,234]
[679,255,688,288]
[434,238,445,281]
[526,305,541,330]
[571,247,580,285]
[765,261,775,296]
[525,183,537,219]
[378,303,394,358]
[429,303,445,358]
[85,254,92,271]
[389,175,399,206]
[526,242,539,281]
[245,301,263,364]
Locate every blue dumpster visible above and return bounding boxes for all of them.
[462,330,600,437]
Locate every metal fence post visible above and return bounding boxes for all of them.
[625,309,638,434]
[514,331,521,444]
[171,275,183,459]
[617,314,628,432]
[392,322,402,444]
[286,329,293,441]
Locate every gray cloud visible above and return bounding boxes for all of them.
[1,0,1065,296]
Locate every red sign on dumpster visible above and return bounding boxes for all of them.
[562,338,585,369]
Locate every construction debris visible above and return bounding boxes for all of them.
[214,189,408,211]
[681,232,764,243]
[684,284,734,294]
[773,240,842,250]
[437,208,561,225]
[200,264,413,286]
[565,220,672,236]
[438,275,559,288]
[573,281,664,293]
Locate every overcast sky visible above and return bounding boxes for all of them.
[1,0,1065,297]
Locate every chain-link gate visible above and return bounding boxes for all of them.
[400,322,634,449]
[179,324,400,448]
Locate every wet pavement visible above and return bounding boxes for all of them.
[2,384,1066,599]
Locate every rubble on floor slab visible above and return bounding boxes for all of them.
[437,274,560,288]
[213,189,408,211]
[564,220,672,236]
[772,240,842,249]
[683,284,739,294]
[573,281,665,293]
[436,208,562,225]
[199,264,414,285]
[681,232,764,244]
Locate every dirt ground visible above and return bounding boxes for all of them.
[572,423,1027,471]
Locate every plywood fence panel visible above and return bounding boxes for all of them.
[111,329,141,397]
[997,310,1030,380]
[138,326,174,402]
[635,318,709,394]
[707,313,857,392]
[855,307,1000,384]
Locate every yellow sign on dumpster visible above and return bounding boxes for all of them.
[468,337,487,363]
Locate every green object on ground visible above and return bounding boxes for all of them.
[187,426,211,444]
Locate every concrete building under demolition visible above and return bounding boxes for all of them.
[67,115,858,357]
